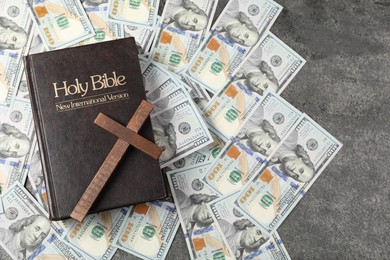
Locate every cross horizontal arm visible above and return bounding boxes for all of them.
[94,113,163,160]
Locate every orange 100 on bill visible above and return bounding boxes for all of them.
[27,0,95,50]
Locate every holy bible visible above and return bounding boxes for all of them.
[24,38,167,220]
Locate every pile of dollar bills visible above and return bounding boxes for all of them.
[0,0,342,259]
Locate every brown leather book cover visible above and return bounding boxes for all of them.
[24,38,167,220]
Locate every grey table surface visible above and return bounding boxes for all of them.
[2,0,389,259]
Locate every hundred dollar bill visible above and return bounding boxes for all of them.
[0,99,35,193]
[151,99,213,167]
[166,163,235,260]
[115,200,180,260]
[0,182,87,259]
[107,0,160,28]
[203,92,301,195]
[235,114,342,235]
[122,17,159,54]
[203,33,305,139]
[151,0,218,72]
[185,0,282,94]
[231,32,305,96]
[208,193,291,260]
[64,207,128,259]
[27,0,95,50]
[165,129,225,171]
[77,3,123,46]
[0,0,33,108]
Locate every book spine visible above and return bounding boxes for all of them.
[24,56,59,220]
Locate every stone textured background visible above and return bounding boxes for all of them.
[1,0,389,259]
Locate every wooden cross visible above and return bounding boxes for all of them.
[70,100,163,222]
